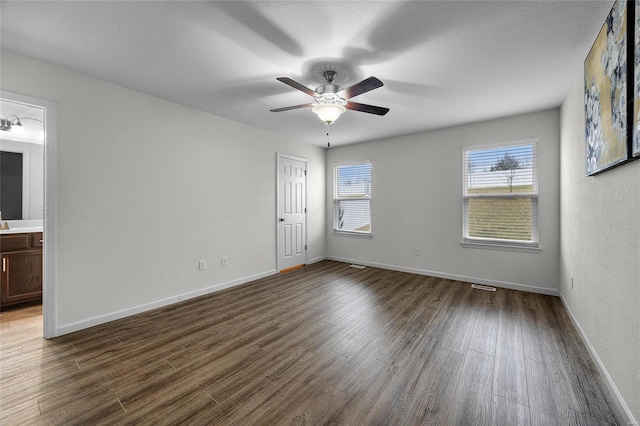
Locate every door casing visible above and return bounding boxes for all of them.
[1,90,58,338]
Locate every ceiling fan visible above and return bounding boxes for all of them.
[270,70,389,125]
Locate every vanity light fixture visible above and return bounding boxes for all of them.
[0,115,26,135]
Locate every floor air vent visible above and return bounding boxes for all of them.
[471,284,496,292]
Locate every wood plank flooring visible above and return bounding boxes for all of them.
[0,260,622,425]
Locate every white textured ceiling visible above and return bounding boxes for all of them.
[0,1,613,147]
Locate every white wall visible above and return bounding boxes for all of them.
[326,109,561,293]
[0,139,44,220]
[560,72,640,422]
[0,51,326,332]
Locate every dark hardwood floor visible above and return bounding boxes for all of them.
[0,261,621,425]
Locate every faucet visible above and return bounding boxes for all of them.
[0,211,8,230]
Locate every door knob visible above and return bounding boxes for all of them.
[279,218,285,222]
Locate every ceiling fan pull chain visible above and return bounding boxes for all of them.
[326,124,331,148]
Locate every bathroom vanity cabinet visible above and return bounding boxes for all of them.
[1,232,43,308]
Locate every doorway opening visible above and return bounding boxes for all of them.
[0,90,57,339]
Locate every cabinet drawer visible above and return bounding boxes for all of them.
[31,233,43,248]
[0,234,31,252]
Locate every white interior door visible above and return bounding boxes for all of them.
[277,154,306,271]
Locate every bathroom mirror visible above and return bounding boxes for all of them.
[0,99,44,221]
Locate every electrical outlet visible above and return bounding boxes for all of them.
[199,260,206,271]
[415,247,420,255]
[571,276,574,289]
[221,256,228,266]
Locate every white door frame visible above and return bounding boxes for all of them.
[276,153,307,272]
[1,90,58,339]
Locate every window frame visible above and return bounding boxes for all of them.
[333,160,372,237]
[462,140,540,252]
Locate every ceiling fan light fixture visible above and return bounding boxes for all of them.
[312,103,346,124]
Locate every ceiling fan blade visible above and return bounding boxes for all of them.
[346,102,389,116]
[270,103,314,112]
[276,77,317,97]
[341,76,383,99]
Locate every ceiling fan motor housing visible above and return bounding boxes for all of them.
[315,84,342,95]
[316,71,342,94]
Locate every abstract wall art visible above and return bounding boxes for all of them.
[634,0,640,157]
[584,0,630,175]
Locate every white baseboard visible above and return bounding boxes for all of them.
[326,256,559,296]
[54,269,278,337]
[559,292,638,426]
[306,256,327,265]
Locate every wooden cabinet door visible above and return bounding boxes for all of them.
[1,252,43,306]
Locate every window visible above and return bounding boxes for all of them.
[463,141,538,249]
[334,161,371,235]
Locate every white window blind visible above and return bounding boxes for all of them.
[463,141,538,247]
[334,162,371,234]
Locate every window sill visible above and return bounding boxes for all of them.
[461,241,540,253]
[332,231,373,239]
